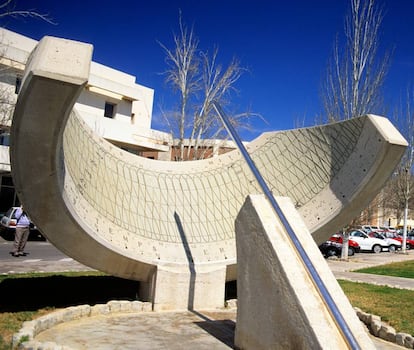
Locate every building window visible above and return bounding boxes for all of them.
[104,102,116,118]
[15,76,22,94]
[0,132,10,146]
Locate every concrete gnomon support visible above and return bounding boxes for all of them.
[140,263,227,311]
[235,195,375,349]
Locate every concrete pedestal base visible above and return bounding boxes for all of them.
[234,195,375,350]
[140,263,227,311]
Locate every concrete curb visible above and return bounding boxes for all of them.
[12,300,152,350]
[355,307,414,349]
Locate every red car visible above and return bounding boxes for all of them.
[390,235,414,250]
[329,233,360,256]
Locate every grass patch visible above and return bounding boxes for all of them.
[338,280,414,335]
[0,309,53,350]
[0,271,139,348]
[353,260,414,278]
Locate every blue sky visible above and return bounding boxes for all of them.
[3,0,414,140]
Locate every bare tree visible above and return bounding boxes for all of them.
[188,49,260,160]
[0,73,16,129]
[159,13,261,160]
[0,0,55,24]
[321,0,392,258]
[321,0,391,122]
[0,1,55,130]
[388,89,414,251]
[158,13,199,161]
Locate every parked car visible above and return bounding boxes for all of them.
[407,229,414,238]
[319,235,359,258]
[328,233,360,256]
[319,240,343,258]
[0,206,44,241]
[367,231,401,252]
[391,235,414,250]
[348,230,389,253]
[379,226,397,235]
[359,225,380,233]
[385,232,414,250]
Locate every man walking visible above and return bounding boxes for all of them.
[12,206,31,257]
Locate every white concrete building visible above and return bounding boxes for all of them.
[0,28,171,210]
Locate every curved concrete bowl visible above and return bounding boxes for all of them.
[10,36,407,285]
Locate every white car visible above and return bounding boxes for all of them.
[360,225,380,233]
[348,230,389,253]
[0,206,20,228]
[368,231,402,252]
[0,206,44,241]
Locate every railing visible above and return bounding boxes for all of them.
[212,101,360,350]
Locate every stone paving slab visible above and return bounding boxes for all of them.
[35,310,236,350]
[27,309,407,350]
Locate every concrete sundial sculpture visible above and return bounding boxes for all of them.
[11,35,407,319]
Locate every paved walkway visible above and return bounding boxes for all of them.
[4,244,413,349]
[327,250,414,290]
